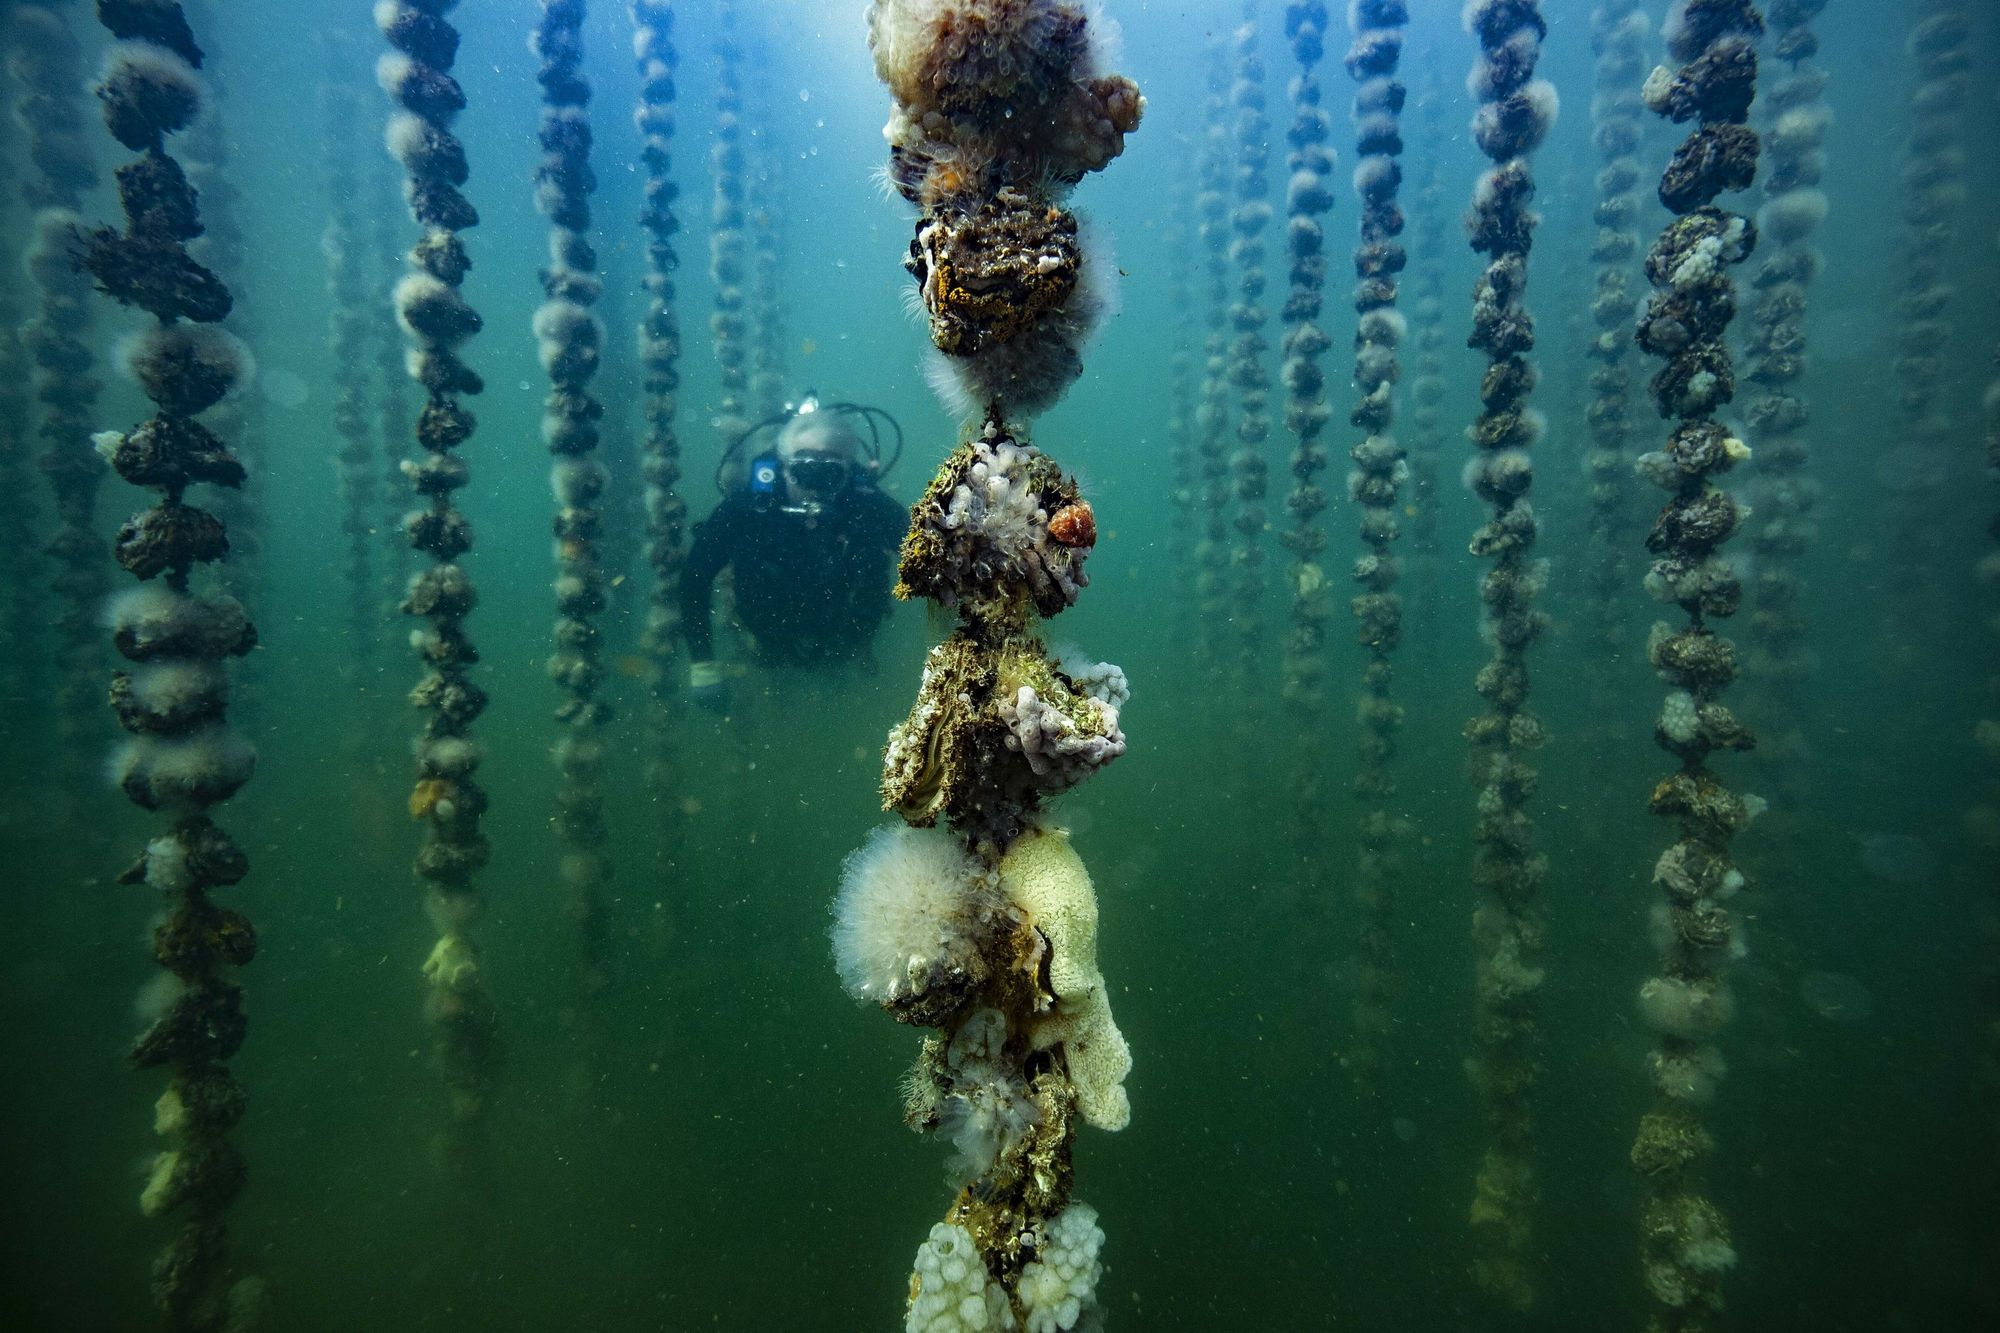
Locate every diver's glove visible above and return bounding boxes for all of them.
[688,659,730,713]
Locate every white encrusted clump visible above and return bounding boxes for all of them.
[1666,219,1749,291]
[934,436,1089,612]
[907,1221,1017,1333]
[1055,653,1129,715]
[944,437,1043,551]
[1017,1201,1105,1333]
[1659,690,1699,744]
[997,686,1125,789]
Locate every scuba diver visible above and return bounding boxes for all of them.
[680,395,908,709]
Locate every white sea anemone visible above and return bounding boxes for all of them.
[831,823,990,1008]
[121,324,251,417]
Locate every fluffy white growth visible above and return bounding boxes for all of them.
[1466,29,1541,100]
[1650,1043,1726,1105]
[1462,448,1530,496]
[139,1150,183,1218]
[924,348,980,420]
[1760,189,1827,245]
[1353,74,1399,116]
[1356,307,1406,346]
[1522,79,1559,132]
[906,1221,1015,1333]
[143,835,193,893]
[534,301,603,377]
[105,583,179,633]
[1354,341,1398,389]
[1470,164,1515,213]
[120,323,252,414]
[384,110,428,165]
[532,175,571,220]
[376,51,415,98]
[100,40,203,128]
[560,852,606,890]
[552,732,604,774]
[1676,1202,1738,1276]
[1608,10,1649,48]
[1286,169,1331,214]
[1638,975,1734,1039]
[930,236,1111,420]
[1771,104,1830,153]
[546,229,599,284]
[1648,902,1678,955]
[394,273,447,318]
[1682,369,1720,412]
[395,273,478,346]
[134,971,185,1026]
[384,111,462,178]
[1473,80,1557,155]
[866,0,934,102]
[1634,450,1679,490]
[126,662,225,718]
[1641,64,1674,113]
[1681,1236,1739,1276]
[154,1087,190,1137]
[424,886,477,935]
[551,458,607,506]
[632,17,668,64]
[832,824,985,1006]
[1351,154,1397,200]
[25,209,88,293]
[111,727,256,808]
[1017,1201,1105,1333]
[1662,2,1699,61]
[417,735,480,777]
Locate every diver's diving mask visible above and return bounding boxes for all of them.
[718,392,904,514]
[785,451,852,496]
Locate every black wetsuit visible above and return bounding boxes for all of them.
[679,486,908,667]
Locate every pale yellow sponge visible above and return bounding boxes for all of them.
[998,826,1131,1131]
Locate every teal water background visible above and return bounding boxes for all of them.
[3,1,1998,1329]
